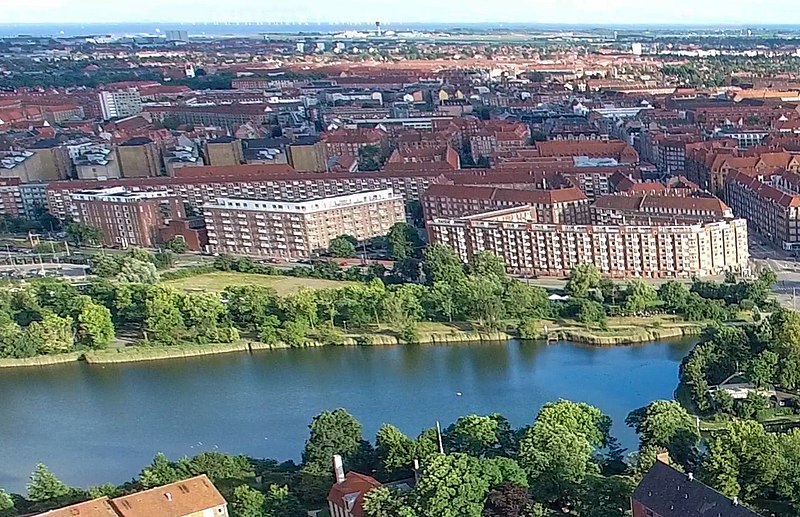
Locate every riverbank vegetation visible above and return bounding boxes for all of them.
[3,397,797,517]
[0,244,778,362]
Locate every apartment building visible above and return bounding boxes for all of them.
[322,129,388,158]
[203,189,404,258]
[46,166,448,219]
[33,475,228,517]
[204,136,244,166]
[70,186,185,248]
[0,178,24,218]
[421,183,590,223]
[534,140,640,164]
[145,104,273,131]
[99,89,143,121]
[116,137,162,178]
[429,207,748,278]
[726,170,800,250]
[591,194,733,225]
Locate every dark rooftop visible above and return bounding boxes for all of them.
[120,137,154,147]
[293,135,321,146]
[632,461,764,517]
[28,138,59,149]
[207,136,238,144]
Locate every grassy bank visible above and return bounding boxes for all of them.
[163,272,354,295]
[1,316,705,368]
[0,352,83,368]
[524,315,705,346]
[84,343,250,364]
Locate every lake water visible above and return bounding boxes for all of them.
[0,339,694,492]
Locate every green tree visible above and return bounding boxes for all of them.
[27,313,74,355]
[329,235,358,258]
[280,320,308,347]
[748,350,779,388]
[116,257,160,284]
[414,453,489,517]
[625,401,699,468]
[140,453,187,489]
[76,300,115,349]
[535,400,611,447]
[576,299,606,325]
[701,420,780,502]
[574,474,635,517]
[565,263,602,299]
[27,463,70,502]
[280,289,319,329]
[623,280,659,314]
[445,414,509,458]
[0,489,14,517]
[230,485,266,517]
[164,237,189,254]
[302,409,364,469]
[66,222,102,246]
[468,251,506,279]
[387,223,421,260]
[461,277,505,330]
[375,424,416,481]
[264,484,304,517]
[224,285,279,330]
[503,282,549,321]
[659,281,690,310]
[144,287,185,345]
[423,244,466,285]
[518,422,597,506]
[363,486,414,517]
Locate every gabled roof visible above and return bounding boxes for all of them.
[327,472,381,517]
[33,497,118,517]
[632,461,764,517]
[110,475,226,517]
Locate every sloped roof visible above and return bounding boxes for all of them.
[33,497,118,517]
[632,461,764,517]
[327,472,381,517]
[110,475,226,517]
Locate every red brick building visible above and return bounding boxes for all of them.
[69,186,185,248]
[421,183,590,223]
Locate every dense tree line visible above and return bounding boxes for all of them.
[2,246,776,359]
[11,398,788,517]
[680,307,800,414]
[0,400,678,517]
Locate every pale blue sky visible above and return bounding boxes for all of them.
[3,0,800,26]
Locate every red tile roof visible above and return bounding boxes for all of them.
[33,497,118,517]
[110,475,226,517]
[327,472,381,517]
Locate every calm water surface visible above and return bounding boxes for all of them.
[0,339,694,492]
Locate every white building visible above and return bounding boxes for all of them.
[99,89,143,121]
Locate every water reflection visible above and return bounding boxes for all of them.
[0,338,695,492]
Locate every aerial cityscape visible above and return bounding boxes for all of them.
[5,2,800,516]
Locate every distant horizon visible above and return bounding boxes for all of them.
[6,20,800,40]
[7,0,800,27]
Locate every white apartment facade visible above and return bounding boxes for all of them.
[99,89,144,120]
[203,189,405,258]
[429,206,749,278]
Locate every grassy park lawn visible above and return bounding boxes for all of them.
[163,271,354,295]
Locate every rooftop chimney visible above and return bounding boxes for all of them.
[333,454,345,484]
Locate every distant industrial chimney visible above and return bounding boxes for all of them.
[375,21,382,37]
[333,454,345,484]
